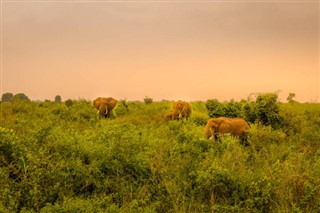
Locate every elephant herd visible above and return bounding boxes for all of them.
[93,97,249,141]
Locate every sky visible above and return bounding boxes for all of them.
[1,1,319,102]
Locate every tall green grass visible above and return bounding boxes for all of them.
[0,100,319,212]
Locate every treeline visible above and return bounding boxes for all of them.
[1,92,30,102]
[1,93,64,103]
[1,93,320,212]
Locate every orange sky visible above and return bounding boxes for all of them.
[1,1,319,102]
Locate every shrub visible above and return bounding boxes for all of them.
[254,93,283,129]
[206,99,223,118]
[40,197,120,212]
[206,99,243,118]
[195,164,248,211]
[247,124,286,151]
[0,127,21,166]
[144,96,153,105]
[113,100,129,117]
[191,115,208,126]
[64,99,74,107]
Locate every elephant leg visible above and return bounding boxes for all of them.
[214,133,219,141]
[172,112,179,120]
[240,133,250,146]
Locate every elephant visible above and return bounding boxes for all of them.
[166,100,191,121]
[205,117,249,140]
[93,97,117,118]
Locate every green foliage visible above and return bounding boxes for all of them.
[2,92,30,102]
[287,92,296,103]
[143,96,153,105]
[248,124,287,150]
[254,93,283,129]
[206,93,283,129]
[54,95,62,103]
[0,127,21,166]
[12,93,30,102]
[206,99,224,117]
[113,100,129,117]
[0,99,319,212]
[1,92,13,102]
[41,197,120,212]
[64,99,74,107]
[206,99,243,118]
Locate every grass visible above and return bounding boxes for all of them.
[0,99,319,212]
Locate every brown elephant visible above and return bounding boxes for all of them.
[205,117,249,140]
[93,97,117,118]
[166,100,191,121]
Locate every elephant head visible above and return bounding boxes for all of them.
[166,100,191,120]
[93,97,118,118]
[205,117,249,140]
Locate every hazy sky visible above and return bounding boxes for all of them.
[1,1,319,102]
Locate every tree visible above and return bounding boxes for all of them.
[144,96,153,105]
[242,101,256,123]
[12,93,30,101]
[206,99,225,118]
[55,95,62,103]
[287,93,296,103]
[1,93,13,102]
[223,100,242,118]
[206,99,242,118]
[254,93,283,129]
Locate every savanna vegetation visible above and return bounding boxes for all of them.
[1,93,319,212]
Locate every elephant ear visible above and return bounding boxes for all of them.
[219,119,234,132]
[215,119,227,131]
[215,118,230,131]
[93,100,99,110]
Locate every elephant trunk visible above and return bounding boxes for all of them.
[205,126,215,139]
[99,105,107,117]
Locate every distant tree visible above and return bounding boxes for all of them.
[1,92,13,102]
[287,93,296,103]
[55,95,62,103]
[144,96,153,105]
[12,93,30,101]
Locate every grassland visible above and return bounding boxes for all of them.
[1,99,319,212]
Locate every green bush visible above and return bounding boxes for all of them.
[113,100,129,117]
[254,93,283,129]
[206,99,243,118]
[143,96,153,105]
